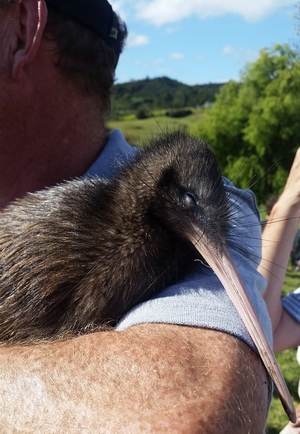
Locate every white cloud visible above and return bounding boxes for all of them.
[126,33,150,47]
[221,45,259,62]
[165,25,183,34]
[109,1,130,20]
[153,58,165,65]
[133,0,295,26]
[222,45,236,55]
[169,52,184,59]
[194,54,205,61]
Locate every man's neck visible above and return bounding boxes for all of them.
[0,101,107,210]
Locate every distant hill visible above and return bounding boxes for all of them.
[110,76,224,117]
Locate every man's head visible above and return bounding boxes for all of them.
[0,0,127,113]
[46,0,122,61]
[0,0,127,208]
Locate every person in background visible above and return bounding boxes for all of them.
[261,195,279,231]
[0,0,280,431]
[292,230,300,271]
[262,195,300,270]
[260,148,300,433]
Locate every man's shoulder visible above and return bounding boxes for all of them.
[85,129,138,179]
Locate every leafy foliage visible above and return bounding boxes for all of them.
[197,44,300,203]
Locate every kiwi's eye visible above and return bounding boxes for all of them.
[183,192,197,207]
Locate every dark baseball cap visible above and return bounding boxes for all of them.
[45,0,121,59]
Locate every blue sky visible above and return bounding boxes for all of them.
[110,0,299,85]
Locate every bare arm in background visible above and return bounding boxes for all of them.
[260,148,300,352]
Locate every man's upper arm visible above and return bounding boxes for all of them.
[0,324,270,433]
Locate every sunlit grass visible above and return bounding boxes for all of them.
[266,269,300,432]
[107,108,204,147]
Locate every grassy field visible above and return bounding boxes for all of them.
[107,113,300,432]
[107,108,204,147]
[266,267,300,433]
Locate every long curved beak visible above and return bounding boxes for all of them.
[188,230,296,423]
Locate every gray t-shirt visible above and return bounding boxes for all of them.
[86,129,272,351]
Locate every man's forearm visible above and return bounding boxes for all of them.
[0,324,270,433]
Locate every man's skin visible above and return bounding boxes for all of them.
[0,0,107,208]
[0,326,270,433]
[0,1,270,431]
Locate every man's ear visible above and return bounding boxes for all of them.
[12,0,48,80]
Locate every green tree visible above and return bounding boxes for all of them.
[197,44,300,202]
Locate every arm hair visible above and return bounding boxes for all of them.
[0,324,270,433]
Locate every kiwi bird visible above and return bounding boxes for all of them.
[0,131,295,422]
